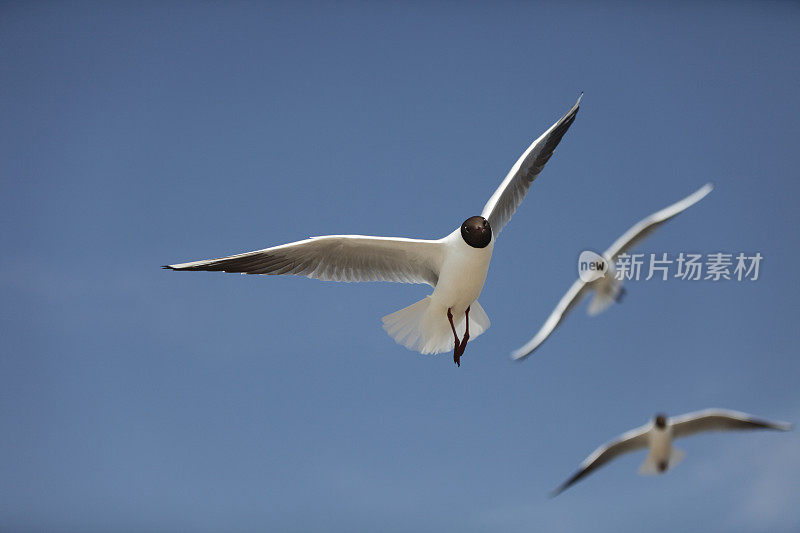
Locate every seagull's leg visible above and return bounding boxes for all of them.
[454,306,471,362]
[447,308,461,367]
[615,286,627,303]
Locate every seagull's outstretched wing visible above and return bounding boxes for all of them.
[511,279,592,361]
[163,235,446,287]
[670,409,792,439]
[481,94,582,236]
[603,183,713,260]
[552,423,651,497]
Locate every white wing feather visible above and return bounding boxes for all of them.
[164,235,445,287]
[604,183,713,260]
[551,423,651,496]
[511,279,591,361]
[481,94,582,235]
[670,408,792,439]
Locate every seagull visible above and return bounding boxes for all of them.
[163,94,582,366]
[551,409,792,497]
[511,182,713,361]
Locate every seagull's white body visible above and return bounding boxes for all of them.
[640,423,681,475]
[165,95,582,358]
[551,409,791,496]
[513,182,714,360]
[381,229,494,354]
[434,230,494,314]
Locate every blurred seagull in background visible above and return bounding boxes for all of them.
[164,94,582,366]
[512,182,713,361]
[551,408,792,497]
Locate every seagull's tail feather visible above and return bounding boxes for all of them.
[468,300,491,337]
[667,447,686,470]
[638,448,685,476]
[382,297,490,355]
[587,280,623,316]
[638,455,660,476]
[587,291,616,316]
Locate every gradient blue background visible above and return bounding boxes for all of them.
[2,2,799,531]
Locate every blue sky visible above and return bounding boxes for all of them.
[1,1,799,531]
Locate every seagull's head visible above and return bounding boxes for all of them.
[654,413,668,429]
[461,216,492,249]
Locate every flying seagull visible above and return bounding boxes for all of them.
[164,94,582,366]
[512,182,713,361]
[552,409,791,497]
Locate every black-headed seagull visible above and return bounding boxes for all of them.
[164,95,582,366]
[551,409,791,496]
[512,182,713,361]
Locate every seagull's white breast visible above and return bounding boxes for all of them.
[648,426,673,464]
[431,229,494,316]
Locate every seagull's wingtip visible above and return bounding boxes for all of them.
[692,182,714,201]
[510,349,529,361]
[162,265,175,270]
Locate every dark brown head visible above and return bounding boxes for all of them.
[461,216,492,249]
[654,413,668,429]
